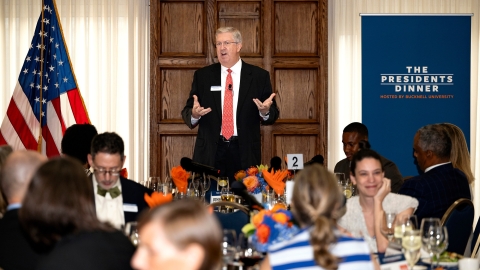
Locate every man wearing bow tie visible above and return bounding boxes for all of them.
[87,132,152,229]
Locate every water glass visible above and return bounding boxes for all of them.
[149,176,160,191]
[402,230,422,270]
[380,212,396,241]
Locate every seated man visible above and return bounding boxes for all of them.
[334,122,404,193]
[87,132,152,229]
[399,124,471,222]
[61,124,98,176]
[0,150,47,270]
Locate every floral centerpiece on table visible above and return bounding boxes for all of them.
[242,204,299,252]
[234,165,269,195]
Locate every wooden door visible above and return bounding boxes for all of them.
[150,0,328,179]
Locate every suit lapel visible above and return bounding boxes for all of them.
[237,61,253,116]
[210,64,222,122]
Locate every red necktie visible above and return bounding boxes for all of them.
[222,69,234,140]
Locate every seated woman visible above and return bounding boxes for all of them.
[440,123,474,185]
[131,199,222,270]
[19,157,135,270]
[261,164,376,270]
[337,149,418,253]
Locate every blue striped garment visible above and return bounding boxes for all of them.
[268,228,374,270]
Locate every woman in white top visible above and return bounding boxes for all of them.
[338,148,418,253]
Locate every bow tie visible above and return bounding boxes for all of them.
[97,185,121,199]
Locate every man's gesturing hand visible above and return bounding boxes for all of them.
[191,95,212,119]
[253,93,276,115]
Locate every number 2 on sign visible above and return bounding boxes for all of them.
[287,154,304,170]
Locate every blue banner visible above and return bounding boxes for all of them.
[362,15,471,177]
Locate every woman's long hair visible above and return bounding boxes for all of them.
[20,157,113,246]
[291,164,344,269]
[440,123,474,184]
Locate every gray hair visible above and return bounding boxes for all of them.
[215,27,242,43]
[417,124,451,159]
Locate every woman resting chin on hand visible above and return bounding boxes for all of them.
[337,149,419,253]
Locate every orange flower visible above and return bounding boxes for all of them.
[256,224,270,243]
[120,168,128,178]
[271,203,287,212]
[144,191,173,208]
[253,210,267,227]
[243,176,259,192]
[272,213,288,225]
[170,165,190,193]
[262,169,288,195]
[234,170,247,181]
[246,166,258,176]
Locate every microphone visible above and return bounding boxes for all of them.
[231,181,264,211]
[228,84,232,91]
[180,157,220,176]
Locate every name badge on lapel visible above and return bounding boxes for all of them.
[123,203,138,213]
[210,86,222,91]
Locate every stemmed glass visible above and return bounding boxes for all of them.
[380,212,396,242]
[394,215,417,245]
[199,175,211,202]
[124,221,139,246]
[237,233,264,269]
[420,218,447,270]
[334,173,345,186]
[402,230,422,270]
[222,229,237,266]
[149,176,160,191]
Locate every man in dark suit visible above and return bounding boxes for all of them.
[399,124,471,222]
[181,27,279,184]
[0,150,47,270]
[87,132,152,229]
[334,122,404,193]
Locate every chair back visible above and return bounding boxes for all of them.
[470,216,480,258]
[440,198,474,255]
[212,203,250,238]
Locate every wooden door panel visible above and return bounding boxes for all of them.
[150,0,327,178]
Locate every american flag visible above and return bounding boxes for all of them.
[0,0,90,157]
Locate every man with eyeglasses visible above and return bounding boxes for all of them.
[181,27,279,185]
[87,132,152,229]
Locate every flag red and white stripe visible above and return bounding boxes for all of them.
[0,0,89,157]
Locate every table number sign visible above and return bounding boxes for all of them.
[287,154,304,170]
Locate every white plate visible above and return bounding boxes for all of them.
[421,258,459,267]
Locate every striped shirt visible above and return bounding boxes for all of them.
[268,228,374,270]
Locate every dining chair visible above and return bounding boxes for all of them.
[470,216,480,258]
[440,198,474,255]
[212,202,250,238]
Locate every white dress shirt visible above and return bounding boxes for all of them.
[190,59,269,131]
[92,176,125,229]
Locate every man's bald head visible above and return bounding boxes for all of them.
[0,150,47,204]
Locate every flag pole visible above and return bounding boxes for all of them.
[37,0,45,153]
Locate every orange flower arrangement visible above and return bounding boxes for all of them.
[170,165,190,193]
[262,169,289,195]
[246,166,259,176]
[120,168,128,178]
[242,206,298,252]
[144,191,173,208]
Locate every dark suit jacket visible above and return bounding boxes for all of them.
[398,163,471,222]
[334,155,404,193]
[36,230,134,270]
[0,208,43,270]
[181,61,279,169]
[91,176,152,223]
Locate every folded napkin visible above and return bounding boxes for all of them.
[262,169,289,195]
[170,165,190,193]
[144,191,173,208]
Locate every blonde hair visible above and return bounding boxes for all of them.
[138,200,222,270]
[440,123,474,184]
[291,164,344,269]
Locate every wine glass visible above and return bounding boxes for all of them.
[222,229,237,266]
[237,233,264,269]
[394,215,417,245]
[334,173,345,186]
[124,221,139,246]
[200,176,211,202]
[402,230,422,270]
[221,186,233,212]
[161,176,171,195]
[149,176,160,191]
[420,218,442,269]
[432,227,448,269]
[380,212,396,241]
